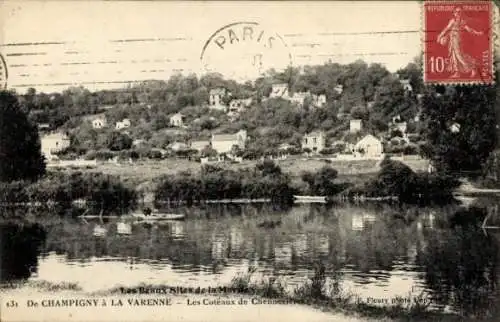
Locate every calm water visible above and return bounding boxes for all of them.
[1,200,500,317]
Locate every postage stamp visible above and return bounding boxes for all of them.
[200,21,293,81]
[423,0,494,85]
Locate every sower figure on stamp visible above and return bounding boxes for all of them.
[437,7,483,78]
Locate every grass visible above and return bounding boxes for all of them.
[229,267,287,298]
[226,263,466,322]
[63,157,428,188]
[0,280,82,292]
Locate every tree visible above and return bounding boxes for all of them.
[107,131,133,151]
[420,86,497,176]
[0,91,46,182]
[301,166,339,195]
[372,158,418,200]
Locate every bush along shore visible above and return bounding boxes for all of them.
[0,158,462,216]
[341,157,461,205]
[154,158,461,206]
[153,160,351,205]
[0,171,137,215]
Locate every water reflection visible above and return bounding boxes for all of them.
[418,207,499,317]
[0,223,46,282]
[0,202,499,318]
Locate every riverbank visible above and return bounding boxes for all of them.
[0,157,456,212]
[0,278,473,322]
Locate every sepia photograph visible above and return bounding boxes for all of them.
[0,1,499,321]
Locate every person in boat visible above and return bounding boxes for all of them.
[143,207,152,216]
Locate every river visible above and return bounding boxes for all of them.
[1,199,500,319]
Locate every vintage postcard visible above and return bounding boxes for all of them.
[1,1,500,321]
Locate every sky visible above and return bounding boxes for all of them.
[0,0,495,93]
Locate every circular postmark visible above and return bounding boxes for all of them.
[200,21,293,81]
[0,53,8,90]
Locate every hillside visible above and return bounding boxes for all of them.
[21,59,431,160]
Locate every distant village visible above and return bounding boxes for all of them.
[38,74,426,167]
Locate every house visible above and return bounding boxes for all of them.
[269,83,289,98]
[354,134,383,158]
[169,113,185,127]
[92,117,107,129]
[115,118,131,130]
[190,140,211,152]
[289,92,310,106]
[312,94,327,108]
[302,131,326,152]
[41,132,70,160]
[209,88,228,111]
[349,119,362,133]
[211,130,247,154]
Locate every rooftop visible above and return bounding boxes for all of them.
[212,133,238,141]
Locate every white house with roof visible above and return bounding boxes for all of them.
[354,134,383,158]
[312,94,327,108]
[209,88,228,111]
[169,113,185,127]
[115,118,131,130]
[349,119,362,133]
[302,131,326,152]
[41,132,70,160]
[211,130,247,154]
[289,91,310,106]
[269,83,289,98]
[92,117,107,129]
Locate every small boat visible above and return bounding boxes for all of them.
[131,212,185,221]
[293,195,327,203]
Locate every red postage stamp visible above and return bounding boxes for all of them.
[423,1,494,85]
